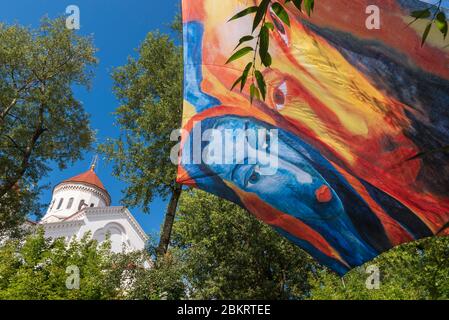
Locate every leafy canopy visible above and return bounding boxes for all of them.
[100,30,183,211]
[172,189,318,299]
[0,18,97,230]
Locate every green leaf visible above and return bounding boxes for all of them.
[226,46,253,64]
[263,52,272,67]
[411,9,431,19]
[234,35,254,50]
[259,25,271,67]
[250,83,260,104]
[250,83,255,103]
[421,22,432,47]
[435,12,448,39]
[264,22,274,30]
[254,86,261,100]
[272,2,291,27]
[408,9,431,29]
[231,76,243,91]
[228,6,258,22]
[304,0,314,16]
[436,11,447,24]
[255,70,266,100]
[290,0,304,12]
[252,0,271,32]
[241,62,253,91]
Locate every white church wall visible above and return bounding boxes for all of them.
[42,214,147,254]
[42,223,83,242]
[91,222,128,253]
[80,209,147,253]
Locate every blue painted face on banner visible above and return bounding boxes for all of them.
[184,116,379,266]
[202,117,343,222]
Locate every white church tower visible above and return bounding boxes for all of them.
[40,162,148,253]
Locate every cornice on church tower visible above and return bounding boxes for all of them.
[41,166,111,223]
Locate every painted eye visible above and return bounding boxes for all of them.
[274,88,285,105]
[248,170,261,185]
[273,81,287,110]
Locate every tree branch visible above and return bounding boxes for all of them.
[0,134,25,154]
[0,100,47,198]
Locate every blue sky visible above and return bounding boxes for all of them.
[0,0,180,237]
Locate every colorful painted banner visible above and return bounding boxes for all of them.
[178,0,449,275]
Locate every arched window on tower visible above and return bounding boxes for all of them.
[49,199,55,210]
[90,203,94,207]
[67,198,74,209]
[78,200,86,211]
[56,198,64,210]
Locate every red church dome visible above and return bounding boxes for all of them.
[63,166,108,194]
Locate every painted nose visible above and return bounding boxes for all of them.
[316,185,333,203]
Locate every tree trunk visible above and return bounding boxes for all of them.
[157,183,182,256]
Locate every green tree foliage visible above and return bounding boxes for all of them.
[0,228,185,300]
[1,197,447,300]
[102,30,182,208]
[309,236,449,300]
[0,229,115,299]
[100,23,183,255]
[166,190,449,300]
[171,189,318,299]
[0,18,96,231]
[110,248,186,300]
